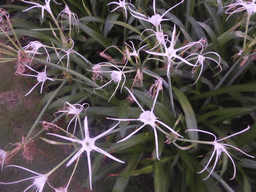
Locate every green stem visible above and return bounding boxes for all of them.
[174,137,213,145]
[243,14,250,52]
[25,80,67,141]
[46,148,79,177]
[155,124,169,135]
[168,75,177,118]
[77,116,84,139]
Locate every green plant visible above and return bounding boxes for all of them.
[0,0,256,191]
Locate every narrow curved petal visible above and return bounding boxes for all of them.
[152,126,160,160]
[66,148,83,167]
[93,146,125,163]
[203,151,219,180]
[47,133,80,144]
[117,124,146,143]
[156,120,182,137]
[94,122,120,141]
[86,151,92,190]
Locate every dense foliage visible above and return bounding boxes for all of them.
[0,0,256,191]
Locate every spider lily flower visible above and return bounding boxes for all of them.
[107,0,135,19]
[129,0,184,30]
[177,51,222,85]
[225,0,256,20]
[0,165,49,192]
[145,25,201,77]
[140,29,168,50]
[21,0,60,19]
[20,64,54,96]
[93,62,127,101]
[55,102,88,135]
[107,83,183,160]
[0,149,7,171]
[186,126,255,180]
[47,116,124,190]
[57,39,90,70]
[57,4,79,30]
[23,41,50,65]
[124,41,147,64]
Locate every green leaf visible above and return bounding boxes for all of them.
[172,86,198,141]
[113,153,142,192]
[197,107,256,124]
[243,174,251,192]
[118,99,130,137]
[108,21,141,36]
[79,22,110,48]
[178,150,194,172]
[154,161,166,192]
[192,83,256,100]
[110,132,153,153]
[104,13,120,37]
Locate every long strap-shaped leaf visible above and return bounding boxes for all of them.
[172,86,198,142]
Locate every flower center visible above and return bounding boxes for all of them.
[111,71,122,83]
[37,72,47,82]
[139,110,156,126]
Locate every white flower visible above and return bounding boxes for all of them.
[187,126,255,180]
[23,41,50,64]
[124,41,147,63]
[55,102,88,135]
[93,62,127,101]
[57,4,79,29]
[21,0,60,19]
[0,165,48,192]
[177,51,222,85]
[57,39,90,70]
[20,64,54,96]
[47,116,124,190]
[108,0,135,19]
[225,0,256,19]
[107,83,182,160]
[140,29,168,50]
[0,149,7,171]
[129,0,184,30]
[145,25,201,77]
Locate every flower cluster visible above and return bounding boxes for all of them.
[0,0,255,191]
